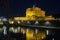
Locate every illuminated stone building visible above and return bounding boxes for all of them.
[14,6,55,20]
[11,6,60,40]
[26,7,45,20]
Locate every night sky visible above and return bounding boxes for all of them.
[0,0,60,17]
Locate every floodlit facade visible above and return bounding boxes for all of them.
[45,16,55,20]
[14,6,55,20]
[26,7,45,18]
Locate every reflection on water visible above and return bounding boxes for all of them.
[3,26,7,35]
[0,26,60,40]
[0,20,60,40]
[46,30,49,35]
[0,25,46,40]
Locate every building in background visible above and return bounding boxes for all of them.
[14,6,55,20]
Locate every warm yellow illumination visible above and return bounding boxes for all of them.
[21,28,26,34]
[14,6,56,20]
[9,27,14,32]
[26,29,34,40]
[9,21,14,24]
[26,7,45,18]
[17,27,21,33]
[45,16,55,20]
[26,29,46,40]
[14,17,29,20]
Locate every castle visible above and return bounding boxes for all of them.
[14,6,55,20]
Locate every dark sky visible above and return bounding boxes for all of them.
[0,0,60,16]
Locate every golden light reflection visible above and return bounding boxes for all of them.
[26,28,46,40]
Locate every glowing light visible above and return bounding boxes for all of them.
[17,21,20,24]
[3,26,7,35]
[9,27,14,32]
[52,38,54,40]
[46,30,49,35]
[27,21,30,24]
[44,21,51,26]
[21,28,26,34]
[3,18,7,21]
[9,21,14,24]
[35,29,38,34]
[35,21,39,24]
[14,29,17,33]
[26,28,29,32]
